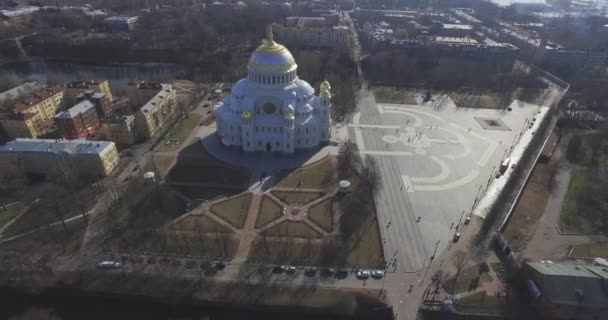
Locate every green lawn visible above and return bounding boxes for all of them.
[168,143,251,187]
[566,133,608,168]
[271,191,323,205]
[263,221,322,239]
[503,163,552,249]
[157,113,203,152]
[275,157,336,189]
[256,196,283,228]
[172,185,244,202]
[344,215,385,268]
[176,214,232,234]
[119,228,237,258]
[559,169,593,234]
[308,199,333,232]
[0,202,25,229]
[444,263,493,294]
[457,291,504,314]
[570,242,608,258]
[372,87,418,104]
[210,193,252,229]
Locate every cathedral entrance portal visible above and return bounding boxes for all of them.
[266,143,272,152]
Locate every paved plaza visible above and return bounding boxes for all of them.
[351,92,542,272]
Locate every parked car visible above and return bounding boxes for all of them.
[304,267,317,277]
[272,265,284,274]
[284,265,296,275]
[214,262,226,270]
[97,261,121,269]
[321,268,335,277]
[356,270,370,279]
[335,269,348,279]
[464,215,471,225]
[371,270,385,279]
[453,232,461,243]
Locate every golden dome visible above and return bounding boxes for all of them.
[247,25,297,73]
[320,89,331,98]
[284,111,295,120]
[320,80,331,92]
[241,111,252,119]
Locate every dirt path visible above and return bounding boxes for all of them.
[233,194,263,262]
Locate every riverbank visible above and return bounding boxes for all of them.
[0,269,392,320]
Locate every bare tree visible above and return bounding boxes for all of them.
[451,250,467,294]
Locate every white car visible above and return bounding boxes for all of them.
[356,270,370,279]
[371,270,385,279]
[97,261,122,269]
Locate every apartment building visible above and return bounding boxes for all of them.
[273,17,350,49]
[54,99,101,140]
[131,83,177,139]
[103,114,137,145]
[64,80,113,115]
[0,138,119,178]
[0,87,65,139]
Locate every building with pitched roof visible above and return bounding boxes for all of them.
[0,87,65,139]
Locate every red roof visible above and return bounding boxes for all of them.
[13,87,64,113]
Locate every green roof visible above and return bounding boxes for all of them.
[527,262,608,308]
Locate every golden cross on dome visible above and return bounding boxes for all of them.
[266,24,274,44]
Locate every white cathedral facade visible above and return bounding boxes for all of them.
[214,27,332,154]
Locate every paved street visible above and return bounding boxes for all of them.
[351,89,542,273]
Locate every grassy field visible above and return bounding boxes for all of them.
[0,218,87,255]
[173,214,232,233]
[444,263,493,294]
[172,185,244,202]
[2,188,97,238]
[210,193,252,229]
[457,291,504,315]
[503,163,553,250]
[308,199,333,232]
[0,202,25,229]
[344,215,384,268]
[570,242,608,258]
[263,221,322,239]
[566,133,608,168]
[372,87,418,104]
[168,143,251,187]
[256,196,283,228]
[157,113,203,152]
[559,169,593,234]
[275,157,336,189]
[271,191,323,205]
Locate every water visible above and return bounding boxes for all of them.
[0,59,178,87]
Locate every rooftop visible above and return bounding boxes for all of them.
[0,138,115,155]
[0,82,41,103]
[14,87,64,113]
[65,80,107,89]
[527,261,608,308]
[140,83,173,114]
[103,16,138,23]
[442,23,473,30]
[55,100,95,119]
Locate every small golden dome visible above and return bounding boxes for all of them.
[320,80,331,92]
[284,111,295,120]
[320,89,331,98]
[241,111,252,119]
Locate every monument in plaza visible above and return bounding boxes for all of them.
[214,26,332,154]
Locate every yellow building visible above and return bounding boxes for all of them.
[0,138,119,178]
[103,115,137,145]
[0,87,65,139]
[65,80,113,105]
[133,83,177,139]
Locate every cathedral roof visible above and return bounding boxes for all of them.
[247,25,296,73]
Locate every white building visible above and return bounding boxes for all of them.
[0,138,119,178]
[215,27,331,154]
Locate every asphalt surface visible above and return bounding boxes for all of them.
[350,90,542,273]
